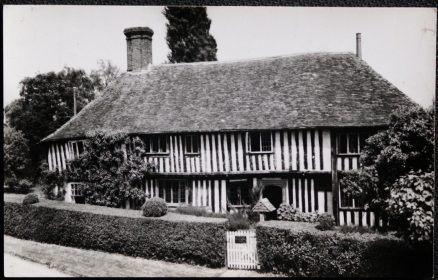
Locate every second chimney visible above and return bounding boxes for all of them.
[356,33,362,59]
[124,27,154,72]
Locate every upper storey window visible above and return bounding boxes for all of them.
[69,140,85,158]
[185,135,200,155]
[247,132,273,153]
[145,135,168,154]
[338,133,370,155]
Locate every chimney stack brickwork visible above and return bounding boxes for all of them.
[124,27,154,72]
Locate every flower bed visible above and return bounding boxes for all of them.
[256,222,432,277]
[4,198,227,268]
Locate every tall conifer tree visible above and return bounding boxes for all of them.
[163,7,217,63]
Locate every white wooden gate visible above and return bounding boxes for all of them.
[226,229,259,270]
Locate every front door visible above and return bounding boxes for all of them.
[262,185,283,220]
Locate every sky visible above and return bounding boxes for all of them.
[3,6,436,108]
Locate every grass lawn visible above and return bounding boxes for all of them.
[4,193,227,224]
[4,235,280,277]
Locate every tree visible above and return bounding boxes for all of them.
[163,6,217,63]
[5,67,99,179]
[4,124,31,186]
[90,59,121,95]
[340,104,434,242]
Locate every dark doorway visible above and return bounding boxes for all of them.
[262,185,283,220]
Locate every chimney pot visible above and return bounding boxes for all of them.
[124,27,154,71]
[356,33,362,59]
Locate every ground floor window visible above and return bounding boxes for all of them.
[227,179,251,206]
[158,180,187,204]
[70,182,85,204]
[340,188,364,208]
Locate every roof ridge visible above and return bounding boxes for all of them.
[155,51,356,68]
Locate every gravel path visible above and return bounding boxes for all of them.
[4,235,281,277]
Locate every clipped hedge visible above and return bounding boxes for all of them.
[256,225,432,277]
[4,202,226,268]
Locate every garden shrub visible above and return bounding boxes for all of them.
[315,213,335,231]
[387,170,434,242]
[277,203,319,222]
[4,201,226,268]
[141,197,168,217]
[339,105,434,243]
[22,193,39,205]
[256,225,432,277]
[226,212,250,231]
[17,179,33,194]
[39,164,66,199]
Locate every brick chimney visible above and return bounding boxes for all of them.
[356,33,362,59]
[124,27,154,72]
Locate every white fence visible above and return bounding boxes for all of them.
[226,229,259,270]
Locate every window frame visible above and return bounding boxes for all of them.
[145,135,169,155]
[184,134,200,155]
[158,179,188,206]
[68,140,86,158]
[337,133,365,155]
[246,131,273,154]
[339,189,365,209]
[68,182,86,204]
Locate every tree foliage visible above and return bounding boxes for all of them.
[90,59,121,95]
[4,124,31,186]
[339,104,434,242]
[388,171,434,242]
[66,130,155,208]
[163,6,217,63]
[4,67,100,179]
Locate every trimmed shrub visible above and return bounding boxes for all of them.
[226,212,250,231]
[256,225,432,277]
[141,197,167,217]
[22,193,39,205]
[315,213,335,231]
[4,202,226,268]
[277,203,319,222]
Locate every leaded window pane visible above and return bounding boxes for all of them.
[250,132,261,152]
[261,132,272,151]
[348,134,358,153]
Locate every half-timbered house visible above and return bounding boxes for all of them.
[42,27,415,226]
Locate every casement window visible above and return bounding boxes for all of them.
[69,140,85,158]
[185,135,200,155]
[340,191,365,208]
[70,182,85,204]
[144,135,168,154]
[247,132,273,153]
[158,180,187,204]
[337,133,370,155]
[227,180,251,206]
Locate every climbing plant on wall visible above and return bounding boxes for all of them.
[66,130,155,208]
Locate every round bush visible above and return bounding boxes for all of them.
[141,197,167,217]
[316,213,335,231]
[22,193,39,205]
[18,179,33,194]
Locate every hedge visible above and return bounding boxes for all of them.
[4,202,226,268]
[256,225,432,277]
